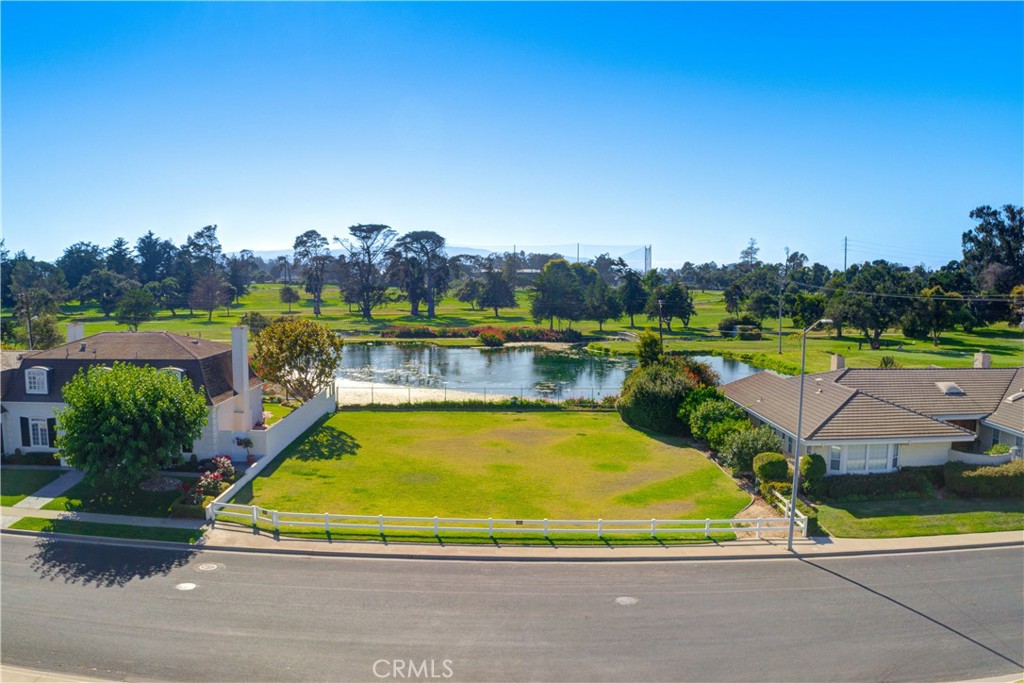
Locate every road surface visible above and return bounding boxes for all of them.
[2,535,1022,682]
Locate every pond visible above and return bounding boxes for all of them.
[335,344,762,400]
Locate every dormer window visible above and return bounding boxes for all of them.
[25,367,50,395]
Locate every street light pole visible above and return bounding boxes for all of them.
[787,317,832,551]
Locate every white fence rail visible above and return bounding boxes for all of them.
[207,502,807,540]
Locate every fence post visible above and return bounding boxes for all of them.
[543,518,549,539]
[756,517,762,540]
[650,519,656,538]
[324,513,330,533]
[408,386,411,404]
[272,509,280,532]
[378,514,384,535]
[704,518,710,536]
[251,506,258,527]
[488,518,493,538]
[433,516,439,537]
[371,385,374,404]
[598,518,603,539]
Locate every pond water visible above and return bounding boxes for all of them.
[336,345,762,400]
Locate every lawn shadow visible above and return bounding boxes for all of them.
[28,534,200,588]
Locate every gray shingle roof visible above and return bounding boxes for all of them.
[832,367,1019,417]
[983,368,1024,436]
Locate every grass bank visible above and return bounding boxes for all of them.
[815,497,1024,538]
[9,516,204,543]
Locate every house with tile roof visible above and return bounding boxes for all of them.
[0,323,263,460]
[721,354,1023,476]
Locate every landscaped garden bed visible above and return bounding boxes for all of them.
[226,411,751,541]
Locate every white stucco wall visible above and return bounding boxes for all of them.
[894,441,952,468]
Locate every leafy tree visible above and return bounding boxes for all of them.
[739,238,760,267]
[225,250,258,304]
[252,318,344,402]
[135,231,178,284]
[293,230,332,316]
[271,255,294,283]
[745,290,777,324]
[531,258,582,330]
[645,283,695,331]
[392,231,449,318]
[724,283,745,314]
[336,224,397,320]
[55,242,105,290]
[838,261,921,345]
[591,253,628,286]
[961,205,1023,299]
[584,276,623,331]
[171,248,198,315]
[454,278,484,310]
[144,277,181,316]
[105,237,137,278]
[185,225,223,277]
[10,260,70,348]
[616,360,698,434]
[14,314,63,350]
[904,286,967,345]
[618,270,648,328]
[115,288,158,331]
[279,284,300,313]
[77,269,139,318]
[790,292,827,329]
[57,363,207,493]
[477,270,516,317]
[240,311,281,337]
[385,241,428,316]
[636,330,663,368]
[189,273,229,321]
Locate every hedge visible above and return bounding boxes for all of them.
[753,452,789,483]
[823,470,932,501]
[616,362,698,434]
[720,426,782,473]
[944,460,1024,498]
[799,452,826,499]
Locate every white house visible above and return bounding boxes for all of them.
[721,354,1023,475]
[0,324,263,460]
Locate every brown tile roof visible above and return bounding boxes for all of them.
[983,368,1024,436]
[833,367,1019,417]
[2,331,259,406]
[722,370,974,442]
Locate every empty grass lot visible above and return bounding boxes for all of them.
[1,469,63,506]
[234,412,751,522]
[816,497,1024,538]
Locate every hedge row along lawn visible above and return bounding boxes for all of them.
[9,517,204,543]
[17,285,1018,373]
[815,497,1024,538]
[0,469,63,506]
[231,411,751,528]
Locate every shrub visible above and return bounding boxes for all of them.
[478,330,506,347]
[676,386,725,437]
[799,452,827,498]
[720,426,783,473]
[760,480,824,537]
[195,471,224,496]
[823,470,931,501]
[616,362,698,434]
[753,452,789,483]
[985,443,1011,455]
[735,325,762,341]
[718,314,761,335]
[212,455,235,479]
[944,460,1024,498]
[706,418,749,452]
[689,399,746,442]
[903,465,945,489]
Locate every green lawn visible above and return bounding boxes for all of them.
[816,497,1024,538]
[1,469,63,506]
[42,477,186,517]
[10,516,204,543]
[262,402,294,425]
[233,411,751,522]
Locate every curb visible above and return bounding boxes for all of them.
[4,527,1022,563]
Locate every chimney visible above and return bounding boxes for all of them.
[974,352,991,369]
[231,326,252,429]
[830,354,845,371]
[66,322,85,344]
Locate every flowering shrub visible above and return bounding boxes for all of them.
[477,330,506,347]
[181,482,205,505]
[212,455,235,479]
[196,471,223,496]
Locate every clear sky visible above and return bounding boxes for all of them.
[2,2,1021,270]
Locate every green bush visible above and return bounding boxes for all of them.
[689,399,746,442]
[721,426,783,473]
[903,465,945,489]
[985,443,1011,455]
[1,450,61,466]
[753,452,789,483]
[799,452,827,498]
[616,362,698,434]
[944,460,1024,498]
[705,419,749,452]
[760,480,824,537]
[717,314,761,335]
[676,387,725,436]
[823,470,932,501]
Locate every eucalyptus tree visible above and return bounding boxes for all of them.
[531,258,583,330]
[293,230,332,316]
[392,230,448,318]
[335,224,397,320]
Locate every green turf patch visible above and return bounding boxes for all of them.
[234,411,751,523]
[9,516,204,543]
[262,401,295,425]
[1,469,64,506]
[42,478,186,517]
[816,497,1024,538]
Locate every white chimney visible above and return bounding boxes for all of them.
[974,352,991,369]
[830,354,845,371]
[231,326,252,429]
[66,322,85,344]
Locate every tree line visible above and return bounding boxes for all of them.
[1,204,1020,348]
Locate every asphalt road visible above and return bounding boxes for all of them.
[2,535,1022,683]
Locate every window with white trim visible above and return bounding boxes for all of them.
[846,445,868,472]
[829,446,841,472]
[29,418,49,447]
[891,444,900,469]
[25,368,49,395]
[867,444,888,471]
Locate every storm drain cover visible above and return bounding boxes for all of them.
[175,583,197,591]
[197,563,219,571]
[615,596,639,606]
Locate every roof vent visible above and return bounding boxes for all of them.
[935,381,965,396]
[191,339,200,345]
[1006,391,1024,403]
[79,342,86,352]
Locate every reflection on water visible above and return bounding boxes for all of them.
[336,345,762,399]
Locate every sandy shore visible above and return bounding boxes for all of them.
[335,379,511,405]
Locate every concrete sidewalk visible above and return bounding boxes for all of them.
[12,469,84,510]
[1,506,206,531]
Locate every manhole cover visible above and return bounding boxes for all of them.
[175,583,197,591]
[197,563,218,571]
[615,596,639,606]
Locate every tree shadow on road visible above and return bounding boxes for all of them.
[28,535,200,588]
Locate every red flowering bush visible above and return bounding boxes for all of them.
[196,471,224,496]
[212,455,235,479]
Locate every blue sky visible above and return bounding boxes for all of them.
[2,2,1021,269]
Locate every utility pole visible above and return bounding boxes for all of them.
[843,236,848,271]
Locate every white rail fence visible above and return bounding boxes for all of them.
[207,502,808,540]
